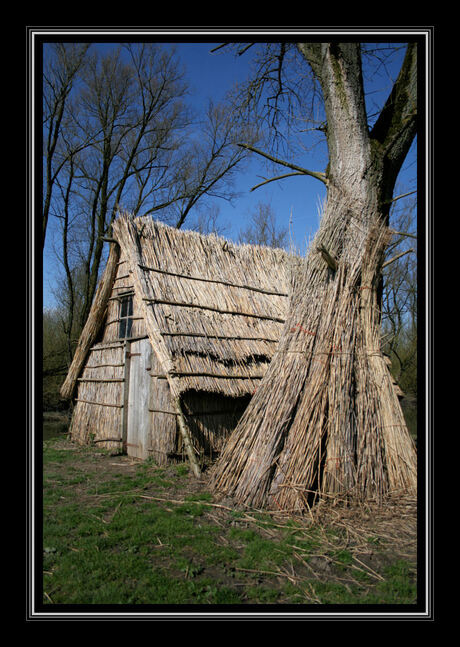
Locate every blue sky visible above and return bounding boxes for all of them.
[42,39,417,309]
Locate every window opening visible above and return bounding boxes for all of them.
[118,293,134,339]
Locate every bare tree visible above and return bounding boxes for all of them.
[42,43,90,247]
[211,41,419,509]
[45,42,254,350]
[382,198,417,392]
[69,44,191,327]
[144,99,255,228]
[238,202,288,248]
[189,204,230,237]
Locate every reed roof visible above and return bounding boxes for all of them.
[109,213,297,397]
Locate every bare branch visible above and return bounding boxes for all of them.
[390,230,417,240]
[382,248,415,269]
[237,143,327,185]
[250,172,306,192]
[370,42,418,178]
[237,43,256,56]
[385,189,417,205]
[210,43,229,54]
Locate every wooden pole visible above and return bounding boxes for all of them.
[120,341,132,451]
[137,262,288,297]
[173,396,202,478]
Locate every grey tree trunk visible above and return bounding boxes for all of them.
[210,43,418,510]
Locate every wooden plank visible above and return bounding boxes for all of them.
[74,399,123,408]
[142,297,285,323]
[120,341,131,450]
[126,338,152,459]
[137,262,288,297]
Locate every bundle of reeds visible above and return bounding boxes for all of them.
[209,197,417,511]
[60,242,120,401]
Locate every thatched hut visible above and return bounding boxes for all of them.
[60,212,296,473]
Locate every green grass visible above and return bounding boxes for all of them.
[41,439,418,607]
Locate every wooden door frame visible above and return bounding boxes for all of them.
[120,340,131,452]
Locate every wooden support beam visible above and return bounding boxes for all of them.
[173,396,202,479]
[138,263,288,297]
[142,297,285,323]
[316,244,338,271]
[120,341,132,450]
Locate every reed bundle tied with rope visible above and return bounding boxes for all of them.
[209,199,417,511]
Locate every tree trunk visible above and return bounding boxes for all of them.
[209,42,418,510]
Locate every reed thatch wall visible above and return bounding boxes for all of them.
[69,342,125,451]
[209,216,417,510]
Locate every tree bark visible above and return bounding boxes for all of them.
[210,43,418,510]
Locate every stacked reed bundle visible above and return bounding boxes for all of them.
[210,199,417,511]
[60,242,120,401]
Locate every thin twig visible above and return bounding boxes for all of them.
[382,248,415,269]
[385,189,417,204]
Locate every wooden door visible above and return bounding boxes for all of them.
[126,338,152,459]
